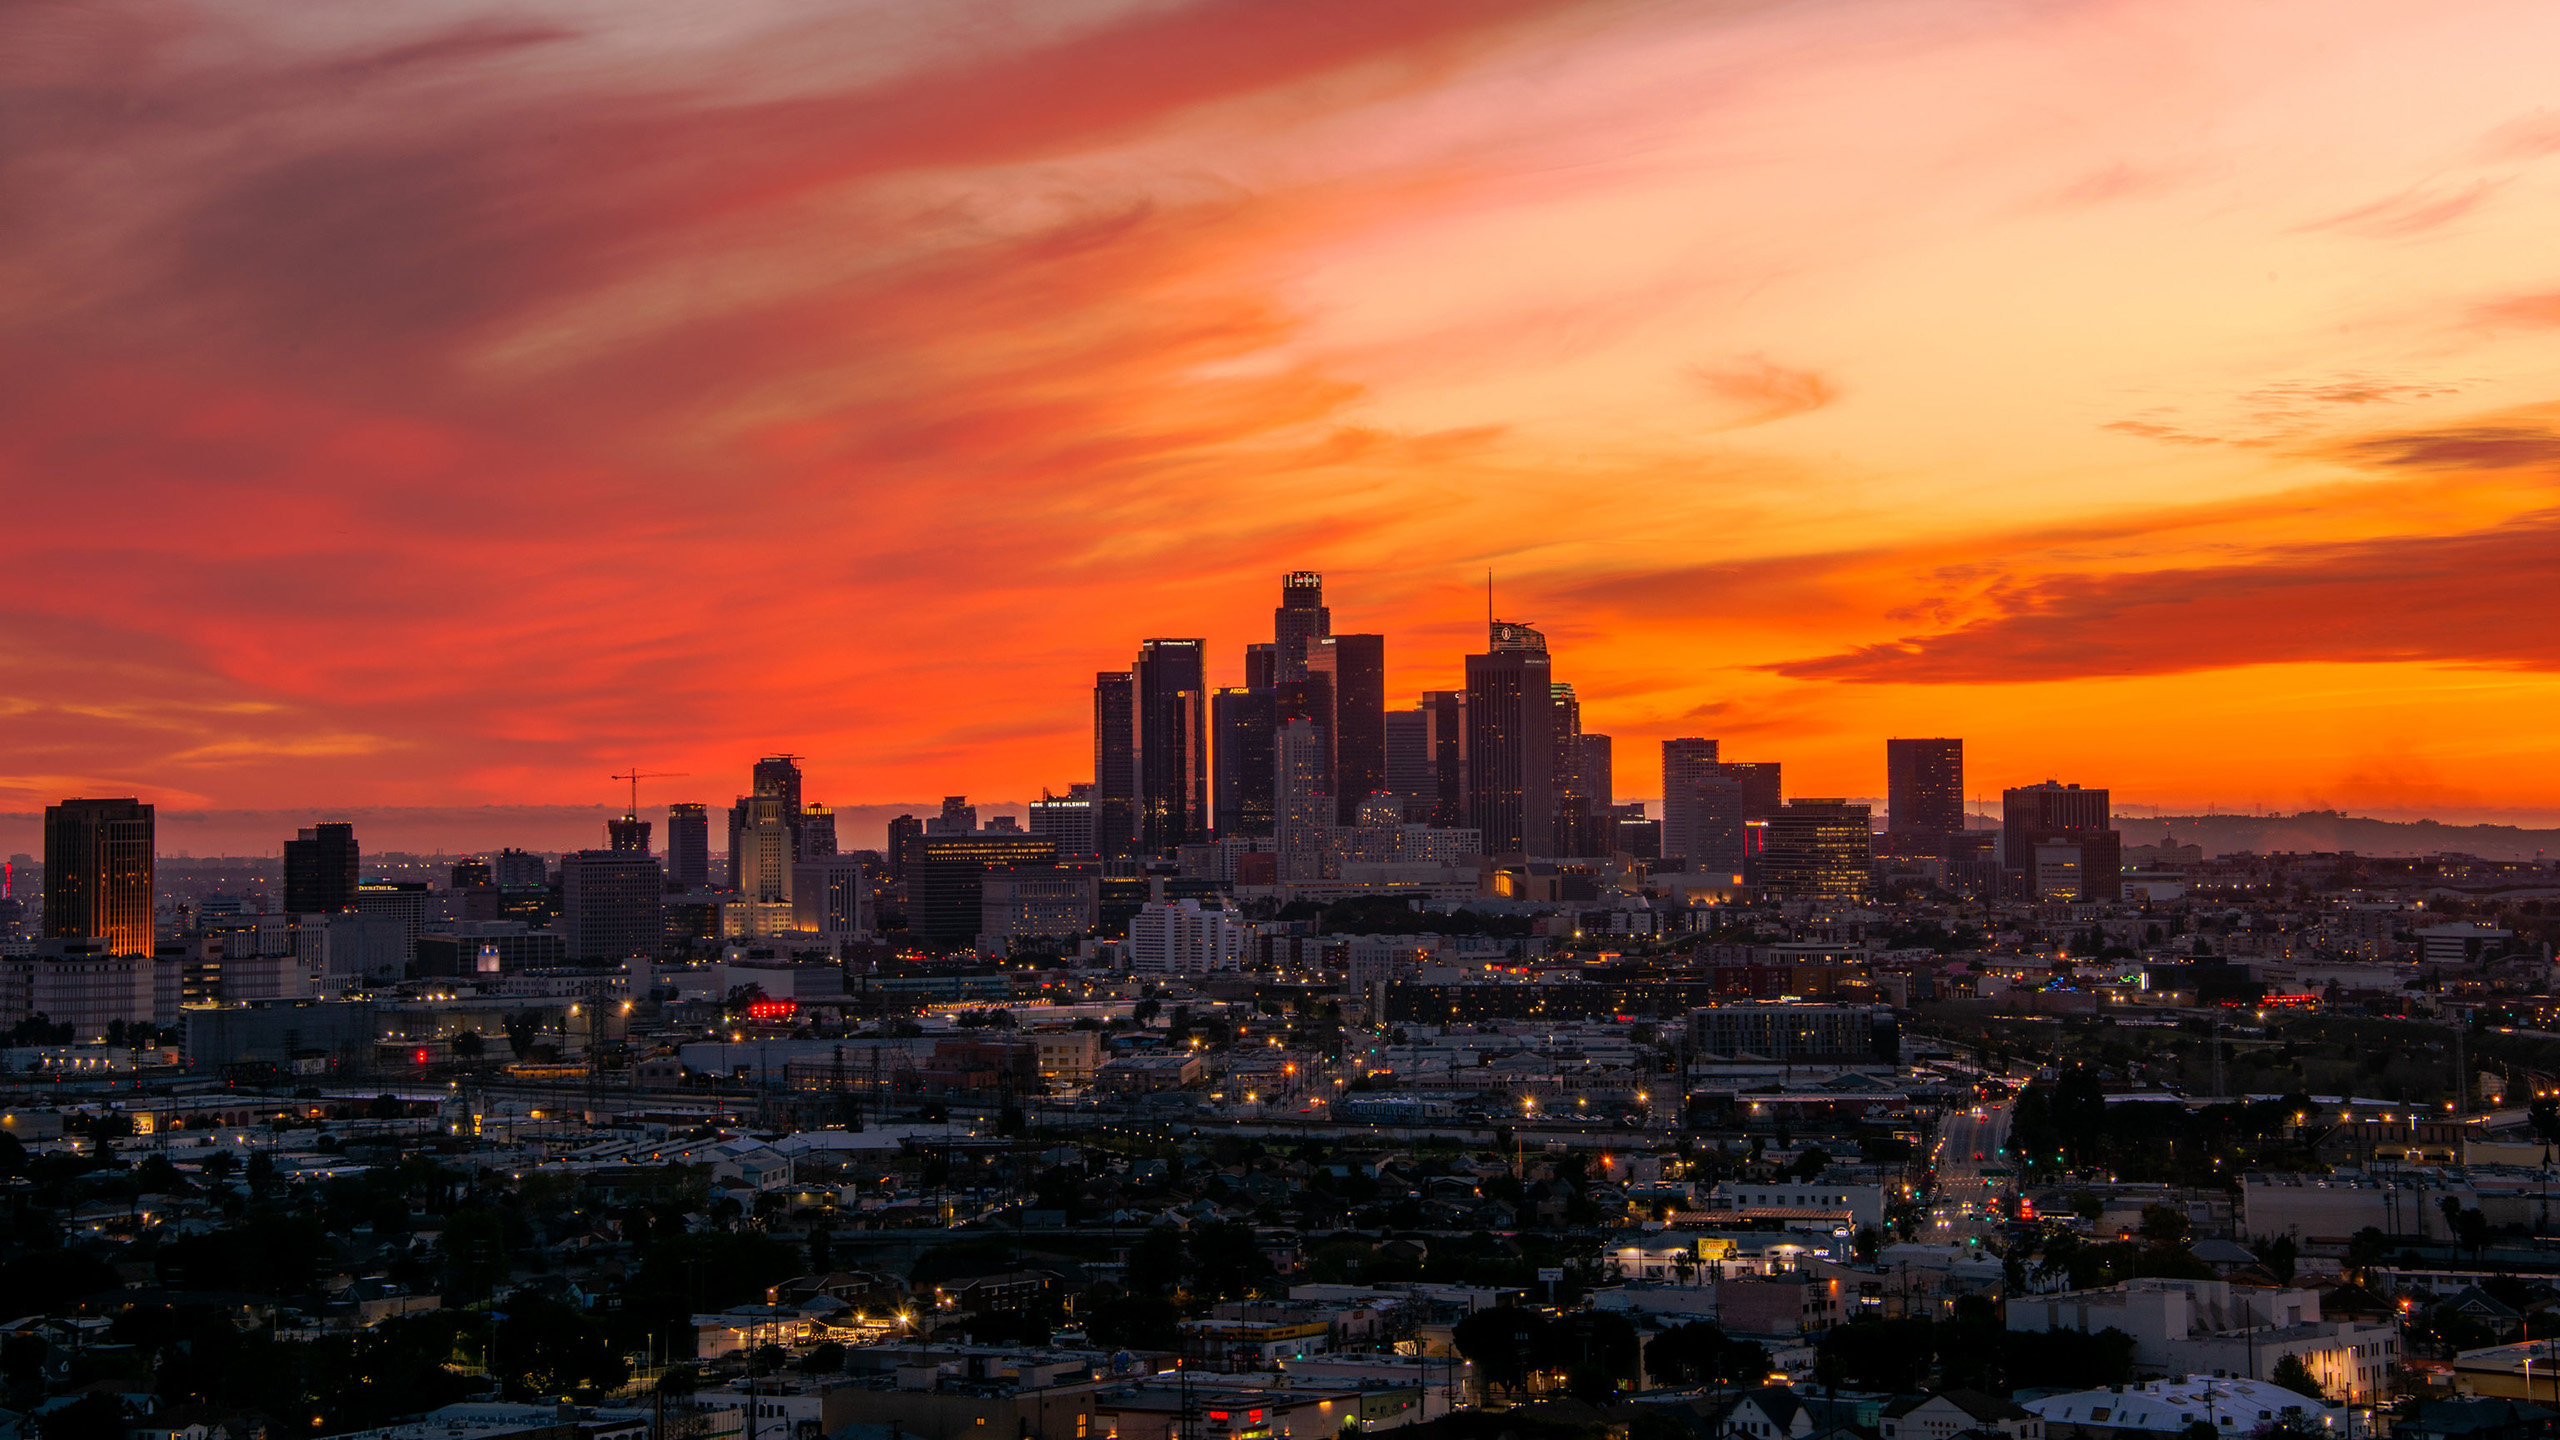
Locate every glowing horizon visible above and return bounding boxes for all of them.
[9,0,2560,828]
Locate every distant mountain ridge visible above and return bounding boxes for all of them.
[2114,811,2560,862]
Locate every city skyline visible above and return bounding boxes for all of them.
[13,3,2560,1426]
[13,2,2560,831]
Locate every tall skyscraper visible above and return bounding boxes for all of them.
[1310,633,1385,824]
[752,755,803,814]
[1580,734,1613,812]
[1272,571,1330,682]
[1886,738,1965,848]
[2002,781,2120,900]
[792,853,872,938]
[1660,738,1721,866]
[606,814,652,853]
[1274,716,1332,882]
[1383,707,1432,808]
[1134,638,1208,852]
[666,803,711,889]
[2001,781,2111,866]
[1093,670,1137,858]
[1028,785,1099,858]
[492,848,547,889]
[283,821,360,915]
[1759,799,1873,902]
[728,755,806,887]
[355,880,429,968]
[44,797,154,958]
[1273,675,1335,792]
[1211,687,1277,838]
[1551,682,1592,854]
[732,794,796,902]
[1422,690,1468,828]
[800,804,838,857]
[1464,623,1554,856]
[906,830,1058,950]
[886,813,924,880]
[560,849,664,961]
[1244,642,1279,691]
[1689,774,1748,876]
[1721,761,1783,821]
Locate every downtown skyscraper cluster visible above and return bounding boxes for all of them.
[1083,573,1617,868]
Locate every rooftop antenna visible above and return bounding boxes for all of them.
[1487,567,1494,630]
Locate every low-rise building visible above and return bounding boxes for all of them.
[2024,1377,2345,1439]
[1706,1182,1889,1234]
[1095,1054,1205,1094]
[2009,1279,2399,1402]
[1879,1391,2042,1440]
[1031,1028,1102,1083]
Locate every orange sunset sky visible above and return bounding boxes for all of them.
[9,0,2560,847]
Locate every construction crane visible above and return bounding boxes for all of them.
[609,768,688,816]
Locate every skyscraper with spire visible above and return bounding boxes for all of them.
[1465,620,1554,855]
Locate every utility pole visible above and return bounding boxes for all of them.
[2452,1016,2467,1117]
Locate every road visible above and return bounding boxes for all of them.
[1927,1101,2014,1244]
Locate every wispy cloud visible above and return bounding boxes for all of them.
[1687,356,1839,428]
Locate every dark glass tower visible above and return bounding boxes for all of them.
[2001,781,2120,900]
[1886,738,1965,847]
[2001,781,2111,867]
[1383,707,1432,809]
[1464,623,1554,855]
[666,803,711,889]
[1580,734,1613,811]
[46,797,156,957]
[800,804,837,857]
[887,813,924,880]
[1309,633,1385,824]
[1721,761,1783,821]
[1688,774,1747,875]
[1422,690,1467,828]
[1550,682,1591,854]
[1134,638,1208,852]
[1660,738,1720,866]
[1211,686,1277,838]
[1244,642,1278,691]
[283,820,360,914]
[1093,670,1138,858]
